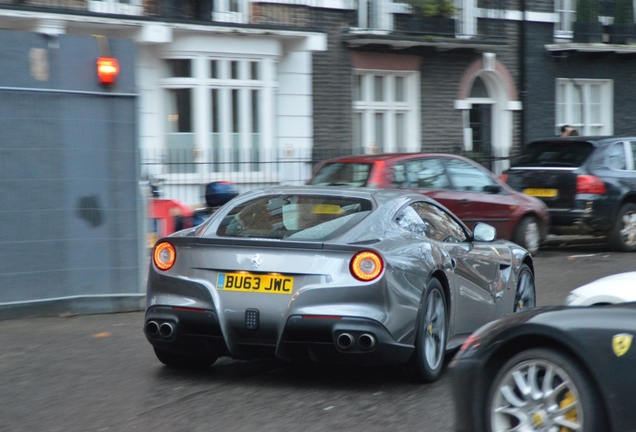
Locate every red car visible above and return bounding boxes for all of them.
[309,153,550,254]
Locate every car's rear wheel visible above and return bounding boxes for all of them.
[487,348,603,432]
[607,203,636,252]
[153,347,218,369]
[514,263,536,312]
[403,279,447,383]
[513,216,541,255]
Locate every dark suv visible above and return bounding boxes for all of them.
[502,136,636,251]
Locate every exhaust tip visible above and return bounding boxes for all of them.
[336,333,354,350]
[146,321,159,337]
[159,322,174,338]
[358,333,376,350]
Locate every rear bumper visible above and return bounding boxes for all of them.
[144,307,413,366]
[547,195,616,234]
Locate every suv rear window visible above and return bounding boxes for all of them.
[309,162,372,186]
[511,141,595,168]
[212,194,373,240]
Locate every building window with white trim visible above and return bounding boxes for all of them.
[554,0,575,39]
[213,0,248,23]
[88,0,143,15]
[160,56,275,176]
[353,71,419,153]
[556,78,613,136]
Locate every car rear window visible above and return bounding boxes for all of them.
[211,194,373,240]
[309,162,372,186]
[511,141,595,168]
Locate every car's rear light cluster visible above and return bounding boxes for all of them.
[350,251,384,281]
[499,173,508,183]
[576,175,606,195]
[153,241,176,271]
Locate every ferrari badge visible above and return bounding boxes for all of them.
[612,333,633,357]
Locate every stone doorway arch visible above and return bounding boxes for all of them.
[454,53,522,175]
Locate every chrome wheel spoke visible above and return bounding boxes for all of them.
[491,358,584,432]
[424,290,445,369]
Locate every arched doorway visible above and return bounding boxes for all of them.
[454,53,521,175]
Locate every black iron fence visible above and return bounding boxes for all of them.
[141,146,513,205]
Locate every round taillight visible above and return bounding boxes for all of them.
[153,242,176,271]
[350,251,384,281]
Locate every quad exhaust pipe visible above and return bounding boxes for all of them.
[337,333,354,349]
[336,332,377,350]
[159,322,174,338]
[358,333,376,350]
[146,321,175,339]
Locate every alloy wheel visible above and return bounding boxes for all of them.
[514,265,536,312]
[620,210,636,247]
[424,288,446,370]
[490,358,583,431]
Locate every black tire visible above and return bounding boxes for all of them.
[607,203,636,252]
[403,279,447,383]
[487,348,603,432]
[514,263,536,313]
[153,347,217,369]
[513,216,541,255]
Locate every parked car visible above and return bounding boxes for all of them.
[451,303,636,432]
[145,186,536,382]
[308,153,549,254]
[501,136,636,252]
[565,271,636,306]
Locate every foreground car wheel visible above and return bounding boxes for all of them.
[153,348,218,369]
[513,216,541,255]
[607,203,636,252]
[514,264,536,312]
[403,279,447,383]
[488,348,603,432]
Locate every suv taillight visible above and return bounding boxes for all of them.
[576,175,606,194]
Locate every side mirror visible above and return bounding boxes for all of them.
[473,222,497,242]
[483,184,501,194]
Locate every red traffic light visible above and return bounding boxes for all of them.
[96,57,119,86]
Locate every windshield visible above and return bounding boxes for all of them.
[210,194,373,240]
[309,162,373,186]
[511,141,595,168]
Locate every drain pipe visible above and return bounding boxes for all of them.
[519,0,527,145]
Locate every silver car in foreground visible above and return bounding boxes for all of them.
[145,186,536,382]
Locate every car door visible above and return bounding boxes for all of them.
[435,157,515,235]
[409,202,500,336]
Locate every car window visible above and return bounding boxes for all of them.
[606,142,627,170]
[212,194,373,240]
[511,141,595,168]
[443,159,497,192]
[631,142,636,170]
[391,158,450,189]
[309,162,372,187]
[396,202,468,242]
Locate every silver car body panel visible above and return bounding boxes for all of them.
[146,186,532,361]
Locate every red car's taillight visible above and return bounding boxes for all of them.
[499,173,508,183]
[350,251,384,281]
[153,241,176,271]
[576,175,606,194]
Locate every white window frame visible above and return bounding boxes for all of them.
[87,0,143,15]
[353,70,420,153]
[213,0,248,23]
[357,0,393,30]
[159,56,276,180]
[554,0,575,40]
[555,78,614,136]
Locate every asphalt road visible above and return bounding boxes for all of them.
[2,239,634,432]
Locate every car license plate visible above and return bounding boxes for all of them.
[216,273,294,294]
[524,188,558,198]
